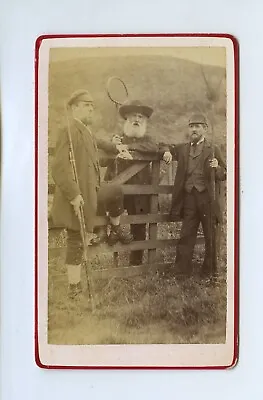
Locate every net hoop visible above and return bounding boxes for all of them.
[106,76,129,106]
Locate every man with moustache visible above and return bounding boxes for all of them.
[162,113,226,278]
[51,89,133,299]
[103,100,170,266]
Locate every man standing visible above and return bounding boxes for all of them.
[50,89,133,299]
[163,113,226,277]
[104,99,170,266]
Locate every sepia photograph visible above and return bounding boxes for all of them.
[36,34,238,368]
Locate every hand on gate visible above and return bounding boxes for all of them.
[112,134,123,145]
[163,151,173,164]
[70,194,84,217]
[117,151,133,160]
[209,158,219,168]
[116,144,128,152]
[116,144,133,160]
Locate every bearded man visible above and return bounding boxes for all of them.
[103,100,170,266]
[162,113,226,278]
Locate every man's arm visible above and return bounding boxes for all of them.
[96,136,122,166]
[163,143,181,161]
[96,137,119,154]
[125,137,181,165]
[125,136,172,155]
[214,145,227,181]
[159,142,172,155]
[51,128,81,201]
[124,136,158,153]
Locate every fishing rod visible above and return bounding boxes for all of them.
[200,65,225,276]
[64,102,96,312]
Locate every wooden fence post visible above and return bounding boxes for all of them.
[148,161,160,265]
[113,252,119,268]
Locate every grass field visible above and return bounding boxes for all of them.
[48,217,227,345]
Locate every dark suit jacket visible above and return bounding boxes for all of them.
[50,119,118,232]
[103,134,169,214]
[169,139,226,223]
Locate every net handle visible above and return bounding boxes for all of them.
[106,76,129,105]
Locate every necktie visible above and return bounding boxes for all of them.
[192,142,197,155]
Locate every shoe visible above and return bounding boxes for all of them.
[68,282,83,299]
[90,227,108,245]
[90,234,107,245]
[176,271,192,282]
[199,265,213,279]
[200,270,210,279]
[108,225,134,246]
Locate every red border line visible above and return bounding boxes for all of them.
[232,34,240,369]
[34,33,239,370]
[35,35,41,368]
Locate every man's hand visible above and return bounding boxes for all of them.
[116,144,133,160]
[112,134,123,145]
[116,149,133,160]
[116,144,128,152]
[163,151,173,164]
[209,158,219,168]
[70,194,84,217]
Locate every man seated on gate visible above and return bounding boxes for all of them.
[100,99,170,266]
[162,113,226,278]
[50,89,133,299]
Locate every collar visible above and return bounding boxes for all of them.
[74,118,93,136]
[191,136,205,146]
[74,117,86,127]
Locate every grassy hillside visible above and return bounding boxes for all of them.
[48,55,226,148]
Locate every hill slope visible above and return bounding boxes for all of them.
[48,55,226,148]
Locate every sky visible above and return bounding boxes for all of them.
[49,46,226,68]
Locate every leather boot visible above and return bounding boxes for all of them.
[68,282,82,299]
[108,225,133,246]
[90,226,108,245]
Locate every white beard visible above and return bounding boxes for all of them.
[123,120,147,138]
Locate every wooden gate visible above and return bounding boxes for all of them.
[48,148,206,279]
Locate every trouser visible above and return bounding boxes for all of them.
[96,182,124,219]
[66,183,124,265]
[176,187,215,275]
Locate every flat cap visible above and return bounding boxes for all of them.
[188,113,207,125]
[119,100,153,120]
[67,89,94,106]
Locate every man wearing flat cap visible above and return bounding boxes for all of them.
[163,113,226,278]
[104,99,170,266]
[50,89,133,299]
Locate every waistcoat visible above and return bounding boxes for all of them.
[184,142,206,193]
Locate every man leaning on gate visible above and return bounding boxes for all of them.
[163,113,226,279]
[101,99,171,266]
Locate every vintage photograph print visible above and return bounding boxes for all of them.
[35,34,238,368]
